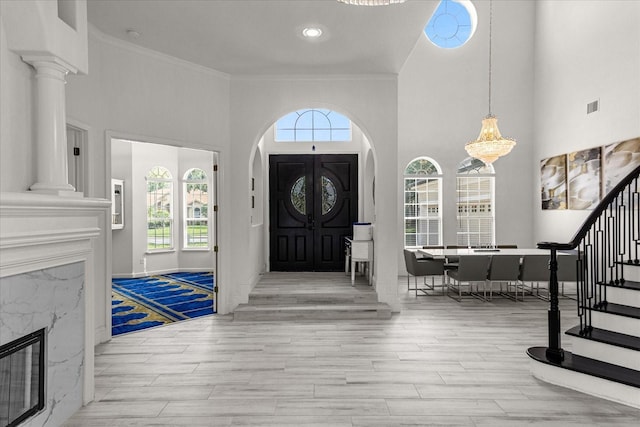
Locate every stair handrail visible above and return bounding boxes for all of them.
[535,163,640,363]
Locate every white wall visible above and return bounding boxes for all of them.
[111,139,133,274]
[65,28,231,325]
[0,16,35,192]
[398,0,536,273]
[532,1,640,243]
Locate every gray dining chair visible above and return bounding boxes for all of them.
[404,249,446,296]
[444,245,464,267]
[446,255,491,301]
[486,255,522,301]
[519,254,550,300]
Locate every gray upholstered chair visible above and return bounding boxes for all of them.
[404,249,446,296]
[519,254,550,300]
[486,255,521,300]
[444,245,464,267]
[446,255,491,301]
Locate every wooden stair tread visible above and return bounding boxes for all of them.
[566,325,640,351]
[581,302,640,319]
[527,347,640,389]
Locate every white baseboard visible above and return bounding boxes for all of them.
[112,268,214,279]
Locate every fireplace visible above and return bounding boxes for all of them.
[0,329,45,427]
[1,191,111,425]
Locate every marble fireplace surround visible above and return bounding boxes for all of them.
[0,192,110,425]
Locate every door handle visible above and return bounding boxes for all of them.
[307,214,314,230]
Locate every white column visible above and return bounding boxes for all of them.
[22,55,77,194]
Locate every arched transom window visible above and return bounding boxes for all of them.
[404,157,443,247]
[275,109,351,142]
[183,168,209,249]
[456,157,495,247]
[146,166,173,251]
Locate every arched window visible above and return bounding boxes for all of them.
[424,0,477,49]
[456,157,495,247]
[404,157,442,247]
[183,168,209,249]
[275,109,351,142]
[146,166,173,250]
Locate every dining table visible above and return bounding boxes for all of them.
[417,247,573,258]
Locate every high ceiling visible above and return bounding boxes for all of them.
[87,0,438,75]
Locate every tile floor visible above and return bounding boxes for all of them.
[64,273,640,426]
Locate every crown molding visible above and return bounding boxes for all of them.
[87,23,230,80]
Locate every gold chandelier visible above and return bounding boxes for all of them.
[465,0,516,164]
[337,0,406,5]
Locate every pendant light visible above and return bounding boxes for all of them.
[465,0,516,164]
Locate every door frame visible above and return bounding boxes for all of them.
[266,153,360,272]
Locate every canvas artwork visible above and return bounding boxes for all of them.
[604,137,640,194]
[540,155,567,210]
[567,147,601,210]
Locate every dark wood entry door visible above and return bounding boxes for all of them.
[269,154,358,271]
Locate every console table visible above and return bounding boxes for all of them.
[345,238,373,285]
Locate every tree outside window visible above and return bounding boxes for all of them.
[147,166,173,250]
[184,168,209,249]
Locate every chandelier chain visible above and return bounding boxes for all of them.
[488,0,493,116]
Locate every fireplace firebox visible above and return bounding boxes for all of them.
[0,328,45,427]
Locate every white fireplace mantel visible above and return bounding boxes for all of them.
[1,191,110,409]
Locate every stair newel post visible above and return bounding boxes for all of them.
[546,247,565,362]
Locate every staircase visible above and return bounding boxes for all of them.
[233,271,392,321]
[528,164,640,409]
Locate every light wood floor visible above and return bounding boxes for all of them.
[65,273,640,426]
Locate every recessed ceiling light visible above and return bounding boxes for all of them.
[302,27,323,38]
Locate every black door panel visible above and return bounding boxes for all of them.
[270,154,357,271]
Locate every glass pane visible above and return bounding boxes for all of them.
[295,129,313,141]
[331,128,351,141]
[290,176,306,215]
[314,129,331,141]
[277,111,298,129]
[186,219,208,247]
[276,128,295,141]
[405,234,416,247]
[330,113,351,129]
[296,110,313,129]
[405,204,417,217]
[185,168,207,181]
[405,158,438,175]
[312,110,331,129]
[321,176,337,215]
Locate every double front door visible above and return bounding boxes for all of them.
[269,154,358,271]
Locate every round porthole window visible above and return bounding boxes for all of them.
[424,0,477,49]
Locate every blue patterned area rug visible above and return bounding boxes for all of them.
[112,272,215,336]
